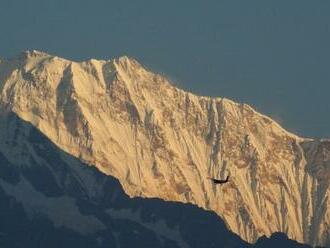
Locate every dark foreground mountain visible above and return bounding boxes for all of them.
[0,113,314,248]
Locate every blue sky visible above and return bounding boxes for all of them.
[1,0,330,138]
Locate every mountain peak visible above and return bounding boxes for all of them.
[113,55,148,75]
[18,50,51,60]
[0,51,329,247]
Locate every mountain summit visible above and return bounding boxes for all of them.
[0,51,329,247]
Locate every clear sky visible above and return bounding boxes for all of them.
[1,0,329,138]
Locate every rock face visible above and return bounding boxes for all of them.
[0,51,329,247]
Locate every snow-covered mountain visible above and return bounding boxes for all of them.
[0,50,328,247]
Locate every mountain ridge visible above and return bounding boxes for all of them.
[0,51,329,247]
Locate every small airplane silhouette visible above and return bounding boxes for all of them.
[208,175,230,185]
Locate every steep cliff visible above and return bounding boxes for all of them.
[0,50,328,247]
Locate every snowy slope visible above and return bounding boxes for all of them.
[0,50,328,247]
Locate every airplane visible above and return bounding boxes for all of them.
[208,175,230,185]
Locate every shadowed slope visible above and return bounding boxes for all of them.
[0,113,315,248]
[0,113,248,248]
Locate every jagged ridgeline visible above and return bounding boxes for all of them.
[0,51,329,247]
